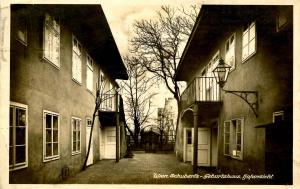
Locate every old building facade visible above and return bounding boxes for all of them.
[9,4,128,183]
[175,5,292,184]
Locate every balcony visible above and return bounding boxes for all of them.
[180,77,222,116]
[99,94,117,112]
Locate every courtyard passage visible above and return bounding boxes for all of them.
[60,152,218,184]
[60,152,270,184]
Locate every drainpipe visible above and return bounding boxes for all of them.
[116,93,120,162]
[193,105,199,174]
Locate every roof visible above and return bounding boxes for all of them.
[14,4,128,80]
[175,5,289,81]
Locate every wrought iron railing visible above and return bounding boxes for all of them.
[180,77,221,108]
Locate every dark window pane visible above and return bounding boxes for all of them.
[10,107,13,126]
[225,134,230,143]
[16,127,25,145]
[46,143,52,157]
[77,131,80,140]
[46,114,51,128]
[72,119,76,130]
[9,127,13,146]
[73,142,76,151]
[225,144,229,154]
[237,144,241,151]
[17,109,26,126]
[237,133,241,145]
[77,141,80,151]
[53,130,58,142]
[73,131,76,142]
[9,147,13,165]
[53,116,58,129]
[46,129,51,142]
[53,143,58,155]
[15,145,25,163]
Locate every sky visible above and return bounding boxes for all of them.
[100,0,203,112]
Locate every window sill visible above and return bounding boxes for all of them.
[43,155,60,163]
[242,51,257,64]
[16,38,28,46]
[9,164,28,171]
[72,151,81,156]
[224,154,243,161]
[72,78,82,86]
[87,88,94,95]
[43,56,60,70]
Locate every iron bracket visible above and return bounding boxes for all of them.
[223,89,258,117]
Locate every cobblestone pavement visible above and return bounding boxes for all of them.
[60,152,271,184]
[60,151,222,184]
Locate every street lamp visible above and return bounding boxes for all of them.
[212,58,259,117]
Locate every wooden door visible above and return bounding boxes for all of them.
[104,127,116,159]
[197,128,211,166]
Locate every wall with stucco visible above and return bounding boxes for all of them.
[9,7,110,183]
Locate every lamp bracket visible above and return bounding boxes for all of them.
[222,89,258,117]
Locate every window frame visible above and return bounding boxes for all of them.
[223,118,244,160]
[43,110,60,162]
[273,111,284,123]
[9,102,28,171]
[43,13,60,68]
[86,54,94,93]
[225,33,236,72]
[242,21,257,63]
[15,13,28,46]
[72,35,83,84]
[71,117,81,155]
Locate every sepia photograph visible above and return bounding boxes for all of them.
[0,0,298,187]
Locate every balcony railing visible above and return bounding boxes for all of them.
[100,93,116,112]
[181,77,221,108]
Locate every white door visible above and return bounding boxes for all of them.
[197,128,211,166]
[86,121,93,166]
[99,128,105,160]
[104,127,116,159]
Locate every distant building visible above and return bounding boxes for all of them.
[9,4,128,183]
[175,5,292,184]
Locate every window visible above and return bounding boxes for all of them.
[273,111,284,123]
[72,36,82,83]
[71,117,81,155]
[225,34,235,71]
[15,13,27,46]
[276,9,289,32]
[224,118,244,159]
[86,54,93,92]
[43,110,60,162]
[44,13,60,67]
[9,102,28,171]
[187,130,192,144]
[242,21,256,61]
[201,51,220,101]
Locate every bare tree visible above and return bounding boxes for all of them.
[130,5,199,137]
[120,55,158,146]
[82,78,117,171]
